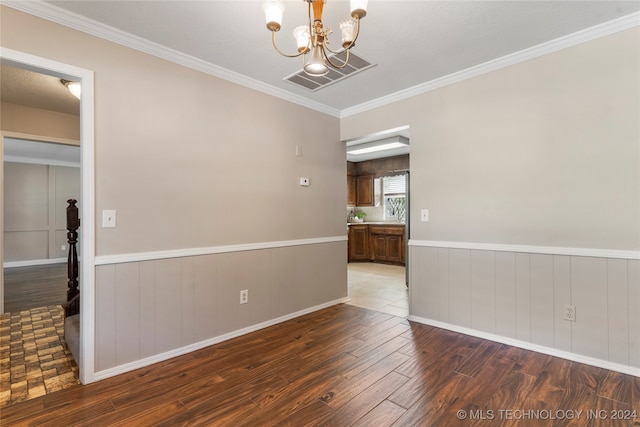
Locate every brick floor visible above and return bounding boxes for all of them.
[0,305,79,407]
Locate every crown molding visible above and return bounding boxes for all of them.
[2,0,342,118]
[4,2,638,120]
[341,11,640,118]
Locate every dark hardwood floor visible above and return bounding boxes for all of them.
[1,304,638,426]
[3,264,67,313]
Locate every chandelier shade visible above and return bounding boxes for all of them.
[293,25,311,53]
[263,0,285,31]
[263,0,368,77]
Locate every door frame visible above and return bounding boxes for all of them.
[0,47,96,384]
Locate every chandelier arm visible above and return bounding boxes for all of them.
[322,41,346,56]
[322,17,360,55]
[322,45,351,69]
[271,30,307,58]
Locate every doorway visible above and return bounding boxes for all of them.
[344,126,410,317]
[0,48,96,384]
[3,136,80,313]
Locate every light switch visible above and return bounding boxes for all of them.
[102,209,117,228]
[421,209,429,222]
[299,177,310,186]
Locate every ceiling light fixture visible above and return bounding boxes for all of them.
[61,79,81,100]
[263,0,368,77]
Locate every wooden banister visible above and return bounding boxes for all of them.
[66,199,80,304]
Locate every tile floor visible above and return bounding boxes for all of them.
[346,262,408,317]
[0,305,79,408]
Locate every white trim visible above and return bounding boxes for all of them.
[0,47,98,385]
[94,297,349,381]
[409,239,640,260]
[4,155,80,168]
[2,0,340,118]
[341,11,640,118]
[408,315,640,378]
[0,131,79,146]
[4,257,66,268]
[95,236,347,266]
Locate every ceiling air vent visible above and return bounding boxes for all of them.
[284,51,374,91]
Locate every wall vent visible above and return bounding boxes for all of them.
[284,51,374,91]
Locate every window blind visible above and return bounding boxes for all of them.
[383,175,406,195]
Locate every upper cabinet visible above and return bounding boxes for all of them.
[347,155,409,207]
[355,174,374,206]
[347,174,356,206]
[347,161,357,206]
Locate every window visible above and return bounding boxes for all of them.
[382,175,406,221]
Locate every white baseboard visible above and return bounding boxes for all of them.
[408,315,640,378]
[4,258,67,268]
[93,297,350,382]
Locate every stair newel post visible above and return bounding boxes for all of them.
[66,199,80,301]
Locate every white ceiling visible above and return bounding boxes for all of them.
[3,0,639,116]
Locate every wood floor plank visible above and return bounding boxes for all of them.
[351,399,407,427]
[526,357,573,407]
[594,396,635,427]
[275,399,336,427]
[325,351,410,409]
[388,352,466,410]
[481,370,537,414]
[4,264,68,313]
[460,355,517,408]
[2,304,637,426]
[454,339,503,378]
[597,369,635,405]
[321,371,409,426]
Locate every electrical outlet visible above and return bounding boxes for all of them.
[61,245,66,251]
[240,289,248,304]
[564,304,576,322]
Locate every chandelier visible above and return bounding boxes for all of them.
[263,0,368,77]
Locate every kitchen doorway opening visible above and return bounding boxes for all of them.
[344,126,410,318]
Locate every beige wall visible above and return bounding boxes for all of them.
[1,6,348,375]
[3,162,80,262]
[1,7,346,257]
[1,102,80,141]
[342,28,640,370]
[342,28,640,251]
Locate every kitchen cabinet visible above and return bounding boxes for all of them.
[355,174,374,206]
[348,224,369,261]
[347,174,356,206]
[369,225,405,265]
[348,224,405,265]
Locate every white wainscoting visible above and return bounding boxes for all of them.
[408,240,640,376]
